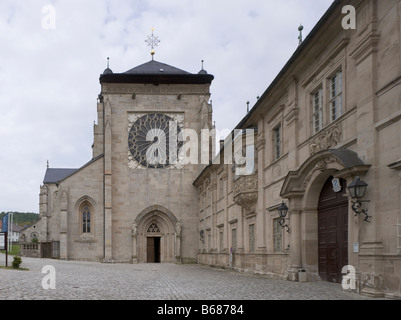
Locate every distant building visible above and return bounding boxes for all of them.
[10,224,23,242]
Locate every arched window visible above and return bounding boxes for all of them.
[82,204,91,233]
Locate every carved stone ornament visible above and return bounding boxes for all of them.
[233,174,258,211]
[302,156,342,188]
[309,124,341,155]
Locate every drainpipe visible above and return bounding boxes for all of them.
[99,92,106,261]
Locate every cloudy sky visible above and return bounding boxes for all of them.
[0,0,334,213]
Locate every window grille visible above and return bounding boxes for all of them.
[249,224,255,253]
[220,231,224,252]
[82,205,91,233]
[312,88,323,134]
[147,223,160,233]
[330,71,343,121]
[273,218,283,252]
[232,229,237,252]
[273,125,281,160]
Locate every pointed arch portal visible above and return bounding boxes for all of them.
[131,205,181,263]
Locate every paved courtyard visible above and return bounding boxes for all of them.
[0,254,376,300]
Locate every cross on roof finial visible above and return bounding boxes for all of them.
[145,27,160,60]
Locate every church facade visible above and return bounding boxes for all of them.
[23,60,214,264]
[22,0,401,298]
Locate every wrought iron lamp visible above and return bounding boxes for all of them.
[277,202,290,232]
[347,176,371,222]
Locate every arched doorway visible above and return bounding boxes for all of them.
[146,223,161,263]
[132,205,181,263]
[280,149,370,282]
[318,177,348,283]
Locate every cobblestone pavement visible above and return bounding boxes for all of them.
[0,254,378,300]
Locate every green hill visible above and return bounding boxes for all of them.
[0,212,39,228]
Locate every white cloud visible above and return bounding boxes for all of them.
[0,0,333,212]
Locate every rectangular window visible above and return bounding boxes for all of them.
[219,231,224,252]
[231,229,237,252]
[330,71,343,122]
[273,124,281,160]
[273,218,283,252]
[220,178,224,198]
[208,233,211,252]
[312,87,324,134]
[249,224,255,253]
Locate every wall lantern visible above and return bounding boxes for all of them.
[277,202,291,233]
[347,176,371,222]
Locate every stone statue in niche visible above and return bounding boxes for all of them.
[176,220,182,237]
[132,222,138,236]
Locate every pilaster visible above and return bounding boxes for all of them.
[103,100,113,262]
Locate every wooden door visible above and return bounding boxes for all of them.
[318,177,348,283]
[147,237,161,263]
[41,242,52,258]
[147,237,155,263]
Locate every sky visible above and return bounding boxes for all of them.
[0,0,334,213]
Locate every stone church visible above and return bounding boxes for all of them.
[22,0,401,298]
[22,58,215,264]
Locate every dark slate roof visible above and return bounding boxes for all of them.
[124,60,191,75]
[43,168,78,184]
[100,60,214,85]
[43,154,104,184]
[103,67,113,75]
